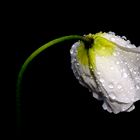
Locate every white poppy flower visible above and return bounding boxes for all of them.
[70,32,140,114]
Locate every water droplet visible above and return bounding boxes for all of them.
[109,31,115,35]
[135,77,140,82]
[127,40,130,44]
[71,58,76,63]
[124,62,128,65]
[108,84,114,89]
[133,71,137,75]
[91,69,94,72]
[113,52,117,56]
[77,77,80,80]
[70,49,74,54]
[136,85,140,90]
[99,78,104,83]
[109,93,116,100]
[137,57,140,61]
[121,68,125,72]
[110,66,114,70]
[116,52,120,55]
[90,76,93,79]
[116,61,120,65]
[97,71,101,75]
[130,68,133,72]
[126,45,130,48]
[122,36,127,40]
[122,72,128,78]
[76,63,79,66]
[89,65,93,69]
[122,107,126,111]
[117,85,122,89]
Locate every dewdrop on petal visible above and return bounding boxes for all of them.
[70,32,140,114]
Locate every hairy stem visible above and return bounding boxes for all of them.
[16,35,90,129]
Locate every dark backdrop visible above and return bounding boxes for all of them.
[16,2,140,138]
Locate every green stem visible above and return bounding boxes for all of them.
[16,35,90,129]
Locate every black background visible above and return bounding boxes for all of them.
[16,2,140,138]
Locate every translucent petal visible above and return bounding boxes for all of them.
[70,32,140,114]
[70,41,101,99]
[94,46,140,113]
[116,46,140,101]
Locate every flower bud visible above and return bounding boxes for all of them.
[70,32,140,114]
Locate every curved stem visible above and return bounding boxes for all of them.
[16,35,90,129]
